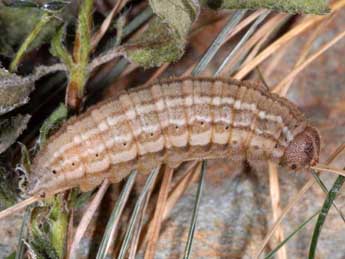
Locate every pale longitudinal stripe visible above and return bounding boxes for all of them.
[30,77,316,196]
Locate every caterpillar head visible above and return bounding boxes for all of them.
[281,126,320,171]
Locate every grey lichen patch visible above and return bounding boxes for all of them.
[201,0,330,14]
[125,0,200,68]
[0,114,31,154]
[0,69,35,115]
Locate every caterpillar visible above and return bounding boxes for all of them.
[27,76,321,198]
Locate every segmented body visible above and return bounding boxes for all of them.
[30,77,320,196]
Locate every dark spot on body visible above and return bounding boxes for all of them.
[52,170,57,174]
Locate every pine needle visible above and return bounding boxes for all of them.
[69,180,110,258]
[96,170,137,259]
[191,10,247,76]
[117,167,160,259]
[254,177,315,258]
[265,210,320,259]
[234,0,345,80]
[144,167,173,259]
[183,160,207,259]
[214,10,270,76]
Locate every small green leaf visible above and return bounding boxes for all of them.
[50,26,73,69]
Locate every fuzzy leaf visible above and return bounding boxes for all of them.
[201,0,330,14]
[0,69,35,115]
[0,114,30,154]
[125,0,199,68]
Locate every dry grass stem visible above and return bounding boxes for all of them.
[268,161,287,259]
[0,196,37,220]
[91,0,128,49]
[144,167,173,259]
[273,29,345,94]
[234,0,345,80]
[276,14,336,94]
[311,164,345,177]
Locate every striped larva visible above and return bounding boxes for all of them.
[27,76,321,198]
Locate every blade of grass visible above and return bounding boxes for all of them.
[183,160,207,259]
[191,10,247,76]
[96,170,137,259]
[69,180,110,258]
[265,210,320,259]
[117,167,160,259]
[308,174,345,259]
[214,10,270,76]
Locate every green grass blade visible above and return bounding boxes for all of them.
[191,10,247,76]
[214,10,270,76]
[308,175,345,259]
[183,160,207,259]
[117,167,160,259]
[311,171,345,222]
[96,170,137,259]
[265,210,320,259]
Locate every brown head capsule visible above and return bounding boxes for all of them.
[281,126,321,170]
